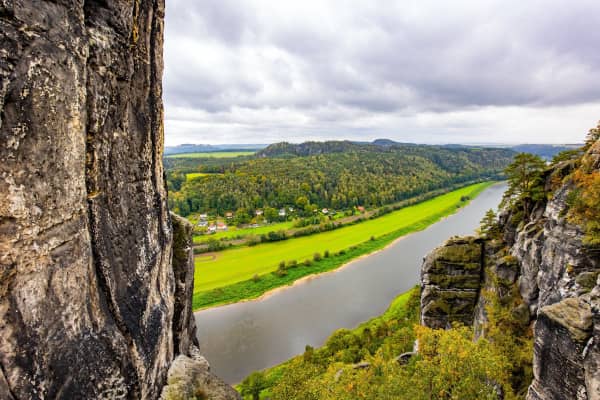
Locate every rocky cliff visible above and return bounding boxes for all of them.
[421,141,600,399]
[0,2,237,399]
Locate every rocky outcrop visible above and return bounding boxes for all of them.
[420,141,600,399]
[161,350,241,400]
[528,298,593,400]
[0,2,235,399]
[420,237,484,329]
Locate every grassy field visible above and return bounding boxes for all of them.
[167,151,255,158]
[193,220,295,243]
[193,181,494,308]
[186,172,211,181]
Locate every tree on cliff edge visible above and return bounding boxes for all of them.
[240,371,267,400]
[504,153,546,216]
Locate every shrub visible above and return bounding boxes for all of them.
[313,252,322,261]
[279,261,286,270]
[288,260,298,268]
[303,259,313,267]
[239,371,267,400]
[324,250,330,258]
[274,269,287,277]
[252,274,260,283]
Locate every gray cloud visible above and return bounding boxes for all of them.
[163,0,600,145]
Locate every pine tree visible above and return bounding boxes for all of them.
[504,153,546,216]
[479,209,499,238]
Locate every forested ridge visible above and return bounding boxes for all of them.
[167,142,515,217]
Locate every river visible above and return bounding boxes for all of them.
[195,182,507,383]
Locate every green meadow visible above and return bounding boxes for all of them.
[193,181,494,309]
[167,151,255,158]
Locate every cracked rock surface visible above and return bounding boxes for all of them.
[0,2,236,399]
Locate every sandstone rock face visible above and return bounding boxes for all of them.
[510,182,599,400]
[420,141,600,399]
[527,299,592,400]
[171,213,200,357]
[420,237,484,329]
[0,2,235,399]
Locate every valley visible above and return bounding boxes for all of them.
[194,182,507,384]
[192,182,494,308]
[163,141,515,310]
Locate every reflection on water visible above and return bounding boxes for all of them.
[195,183,507,383]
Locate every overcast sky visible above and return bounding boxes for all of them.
[163,0,600,146]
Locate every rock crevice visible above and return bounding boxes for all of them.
[0,2,236,399]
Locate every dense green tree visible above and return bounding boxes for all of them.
[239,371,267,400]
[584,120,600,150]
[551,149,583,165]
[479,209,500,238]
[234,208,251,226]
[504,153,546,215]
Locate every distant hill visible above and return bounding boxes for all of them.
[167,140,579,161]
[256,141,362,157]
[508,144,581,160]
[164,143,267,155]
[256,140,508,158]
[256,140,431,157]
[168,141,515,216]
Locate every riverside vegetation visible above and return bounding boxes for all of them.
[239,284,528,400]
[193,182,493,309]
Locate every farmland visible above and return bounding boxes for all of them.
[166,151,255,158]
[193,181,493,308]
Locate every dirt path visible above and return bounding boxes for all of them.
[194,252,218,262]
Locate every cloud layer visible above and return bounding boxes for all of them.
[164,0,600,145]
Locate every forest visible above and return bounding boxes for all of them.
[166,142,515,217]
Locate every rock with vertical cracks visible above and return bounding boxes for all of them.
[0,1,234,399]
